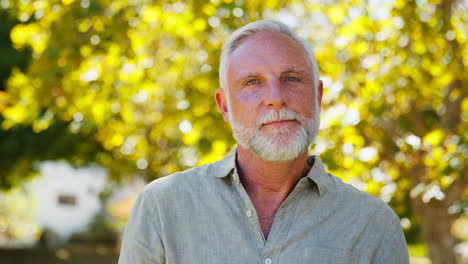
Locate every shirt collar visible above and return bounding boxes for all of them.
[211,147,237,179]
[211,147,329,196]
[305,155,329,196]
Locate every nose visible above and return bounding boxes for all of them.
[263,79,287,109]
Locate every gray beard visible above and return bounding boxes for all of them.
[229,108,320,162]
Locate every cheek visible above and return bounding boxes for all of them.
[228,94,261,123]
[290,90,316,116]
[287,85,314,96]
[234,89,263,107]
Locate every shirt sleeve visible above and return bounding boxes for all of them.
[373,216,410,264]
[118,189,165,264]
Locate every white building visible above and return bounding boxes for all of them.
[30,161,108,240]
[0,161,145,247]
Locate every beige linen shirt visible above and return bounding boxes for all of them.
[119,149,409,264]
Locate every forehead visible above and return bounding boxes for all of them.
[227,31,312,77]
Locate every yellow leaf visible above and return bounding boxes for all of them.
[343,156,354,169]
[193,105,209,117]
[352,41,369,56]
[111,134,124,148]
[346,134,365,148]
[366,181,382,196]
[62,0,75,5]
[430,64,442,76]
[437,72,453,87]
[32,110,54,133]
[412,40,426,54]
[440,175,454,189]
[3,104,29,124]
[93,18,105,32]
[194,18,207,32]
[329,6,346,25]
[80,45,92,57]
[120,107,133,123]
[462,98,468,115]
[10,23,45,52]
[92,102,107,124]
[212,140,227,154]
[78,20,91,33]
[341,17,367,38]
[395,0,405,9]
[423,130,444,146]
[0,91,8,113]
[183,129,201,145]
[141,6,161,24]
[202,4,216,16]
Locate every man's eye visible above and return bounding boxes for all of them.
[286,76,300,82]
[246,79,258,85]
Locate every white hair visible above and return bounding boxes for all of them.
[219,19,320,92]
[229,107,320,162]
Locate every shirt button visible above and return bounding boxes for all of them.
[264,258,272,264]
[246,210,252,217]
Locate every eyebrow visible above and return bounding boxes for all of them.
[282,68,307,75]
[244,74,261,78]
[234,68,308,85]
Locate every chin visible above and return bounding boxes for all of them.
[257,150,304,162]
[248,135,310,162]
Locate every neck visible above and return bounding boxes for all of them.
[235,145,311,240]
[236,145,310,197]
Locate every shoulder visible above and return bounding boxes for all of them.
[327,173,400,226]
[142,162,215,199]
[326,174,408,261]
[138,152,236,205]
[141,149,236,200]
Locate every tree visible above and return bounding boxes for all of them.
[1,0,466,262]
[0,9,31,91]
[295,1,467,263]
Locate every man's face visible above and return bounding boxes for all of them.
[215,31,323,161]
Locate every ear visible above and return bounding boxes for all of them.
[215,89,230,122]
[317,80,323,105]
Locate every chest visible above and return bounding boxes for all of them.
[250,196,284,239]
[159,183,372,264]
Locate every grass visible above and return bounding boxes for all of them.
[1,242,430,264]
[0,244,118,264]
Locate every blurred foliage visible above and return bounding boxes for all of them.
[104,178,145,232]
[0,0,467,260]
[69,212,118,246]
[0,186,41,247]
[408,243,429,258]
[0,9,31,91]
[0,117,111,189]
[452,215,468,241]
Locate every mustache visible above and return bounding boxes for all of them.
[256,108,304,127]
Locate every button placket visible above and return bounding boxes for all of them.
[233,177,266,244]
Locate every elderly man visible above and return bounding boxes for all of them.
[119,20,409,263]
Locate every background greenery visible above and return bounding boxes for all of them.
[0,0,466,263]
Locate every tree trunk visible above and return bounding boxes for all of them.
[411,197,457,264]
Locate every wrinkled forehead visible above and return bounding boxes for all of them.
[226,31,313,74]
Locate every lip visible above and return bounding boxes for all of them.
[262,119,297,126]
